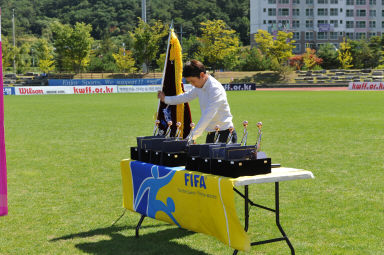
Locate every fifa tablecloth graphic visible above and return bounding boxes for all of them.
[121,160,250,251]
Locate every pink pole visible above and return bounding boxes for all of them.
[0,7,8,216]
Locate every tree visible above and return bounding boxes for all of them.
[88,36,119,72]
[1,37,17,71]
[376,35,384,68]
[289,55,304,70]
[112,48,137,73]
[182,35,201,60]
[16,42,32,74]
[196,19,240,71]
[368,36,382,68]
[238,47,271,71]
[317,43,339,69]
[349,39,373,69]
[255,30,295,69]
[50,21,94,72]
[34,38,55,73]
[302,48,322,70]
[338,38,353,69]
[130,18,168,73]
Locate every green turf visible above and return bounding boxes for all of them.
[1,91,383,254]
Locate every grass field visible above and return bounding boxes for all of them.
[1,91,383,255]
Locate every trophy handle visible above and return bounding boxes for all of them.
[165,121,173,138]
[175,122,182,140]
[255,121,263,151]
[214,125,220,144]
[226,126,234,144]
[240,120,248,146]
[186,123,195,145]
[153,120,160,136]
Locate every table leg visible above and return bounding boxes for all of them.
[244,185,249,232]
[135,214,146,238]
[232,183,295,254]
[233,186,249,255]
[275,182,295,255]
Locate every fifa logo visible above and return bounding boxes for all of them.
[184,173,207,189]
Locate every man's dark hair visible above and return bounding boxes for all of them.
[183,60,206,78]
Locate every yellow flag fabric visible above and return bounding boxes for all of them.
[121,159,250,251]
[169,30,185,136]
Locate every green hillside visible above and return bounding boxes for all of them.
[0,0,250,45]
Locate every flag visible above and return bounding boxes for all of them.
[0,7,8,216]
[157,28,192,138]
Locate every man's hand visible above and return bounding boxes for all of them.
[157,91,165,102]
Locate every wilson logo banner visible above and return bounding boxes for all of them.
[121,160,250,251]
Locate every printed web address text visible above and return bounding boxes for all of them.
[349,82,384,90]
[73,86,114,94]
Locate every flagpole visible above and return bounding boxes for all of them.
[156,22,174,117]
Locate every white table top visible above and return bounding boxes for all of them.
[233,167,315,186]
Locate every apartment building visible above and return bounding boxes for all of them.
[250,0,384,53]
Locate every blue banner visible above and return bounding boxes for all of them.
[48,78,163,86]
[3,87,15,95]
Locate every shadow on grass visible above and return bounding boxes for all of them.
[50,224,208,255]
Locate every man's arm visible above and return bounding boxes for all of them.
[158,88,198,105]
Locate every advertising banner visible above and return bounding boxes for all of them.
[14,85,118,95]
[222,83,256,91]
[48,79,162,86]
[3,87,15,95]
[121,160,250,251]
[349,82,384,90]
[118,85,162,93]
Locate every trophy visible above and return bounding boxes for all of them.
[186,122,195,144]
[226,126,234,144]
[214,125,220,144]
[153,120,160,136]
[165,120,173,138]
[256,121,263,152]
[175,122,182,140]
[240,120,248,146]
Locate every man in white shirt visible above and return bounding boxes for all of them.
[157,60,237,143]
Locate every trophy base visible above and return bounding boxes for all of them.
[139,149,152,163]
[185,156,212,173]
[130,147,139,160]
[161,152,188,167]
[185,156,201,172]
[150,150,162,165]
[210,158,271,178]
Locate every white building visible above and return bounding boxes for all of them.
[250,0,384,53]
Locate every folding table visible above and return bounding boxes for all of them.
[131,165,314,254]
